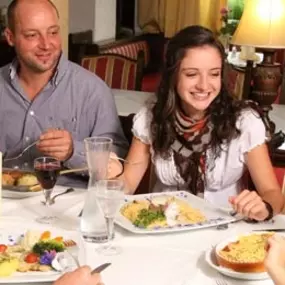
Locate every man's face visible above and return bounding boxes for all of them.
[5,1,62,74]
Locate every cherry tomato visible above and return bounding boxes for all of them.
[25,253,39,263]
[0,244,7,253]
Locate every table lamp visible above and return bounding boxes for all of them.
[231,0,285,135]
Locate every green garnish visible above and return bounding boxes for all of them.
[134,208,165,228]
[32,240,65,255]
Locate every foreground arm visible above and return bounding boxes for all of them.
[265,235,285,285]
[53,266,102,285]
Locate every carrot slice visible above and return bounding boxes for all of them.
[40,231,51,240]
[53,236,63,242]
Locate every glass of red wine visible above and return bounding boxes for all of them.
[34,156,61,224]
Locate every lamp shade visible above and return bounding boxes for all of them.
[231,0,285,49]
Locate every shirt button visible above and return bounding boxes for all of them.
[25,136,30,142]
[30,110,35,116]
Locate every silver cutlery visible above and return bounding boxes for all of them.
[215,278,229,285]
[252,228,285,232]
[112,156,143,165]
[91,263,111,274]
[3,140,39,162]
[41,188,75,205]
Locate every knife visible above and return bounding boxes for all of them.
[252,229,285,232]
[91,263,111,274]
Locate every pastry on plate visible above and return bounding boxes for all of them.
[16,173,38,186]
[216,232,273,273]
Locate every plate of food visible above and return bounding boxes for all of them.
[0,229,79,283]
[205,232,273,280]
[2,169,42,198]
[116,191,238,234]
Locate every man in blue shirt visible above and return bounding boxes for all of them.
[1,0,128,186]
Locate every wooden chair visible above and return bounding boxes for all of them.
[81,51,144,91]
[68,30,99,64]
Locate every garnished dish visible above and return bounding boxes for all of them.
[0,230,75,278]
[121,194,206,229]
[2,169,41,192]
[215,232,274,273]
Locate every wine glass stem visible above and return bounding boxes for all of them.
[105,217,115,248]
[44,188,53,205]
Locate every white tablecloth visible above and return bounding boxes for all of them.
[1,185,283,285]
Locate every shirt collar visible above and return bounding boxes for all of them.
[8,52,69,86]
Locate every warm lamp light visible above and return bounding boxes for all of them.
[232,0,285,48]
[231,0,285,135]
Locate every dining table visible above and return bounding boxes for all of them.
[1,185,283,285]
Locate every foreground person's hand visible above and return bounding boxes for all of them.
[53,266,103,285]
[37,128,73,161]
[229,190,268,221]
[265,235,285,285]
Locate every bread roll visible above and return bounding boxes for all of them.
[2,173,15,186]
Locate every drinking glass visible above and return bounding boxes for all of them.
[34,156,61,224]
[95,179,124,255]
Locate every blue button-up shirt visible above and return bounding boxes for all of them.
[0,54,128,187]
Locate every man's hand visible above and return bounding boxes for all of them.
[37,129,73,161]
[229,190,269,221]
[53,266,103,285]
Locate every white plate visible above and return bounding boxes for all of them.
[115,191,238,234]
[205,233,270,280]
[2,189,42,199]
[0,228,80,283]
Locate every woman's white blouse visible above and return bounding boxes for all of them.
[132,105,266,207]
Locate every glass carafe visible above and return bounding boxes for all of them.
[80,137,113,243]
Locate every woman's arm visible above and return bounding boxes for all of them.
[229,143,284,220]
[246,143,284,214]
[108,137,151,194]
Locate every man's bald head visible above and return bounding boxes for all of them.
[7,0,59,33]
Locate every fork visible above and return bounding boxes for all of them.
[112,156,143,165]
[215,278,229,285]
[3,140,39,162]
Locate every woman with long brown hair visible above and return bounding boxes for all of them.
[110,25,284,221]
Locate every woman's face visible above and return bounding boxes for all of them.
[176,45,222,119]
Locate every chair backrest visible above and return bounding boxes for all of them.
[101,40,150,67]
[81,52,144,91]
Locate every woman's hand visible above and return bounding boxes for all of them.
[107,152,123,179]
[229,189,269,221]
[53,266,103,285]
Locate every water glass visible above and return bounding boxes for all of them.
[34,156,61,224]
[95,179,124,255]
